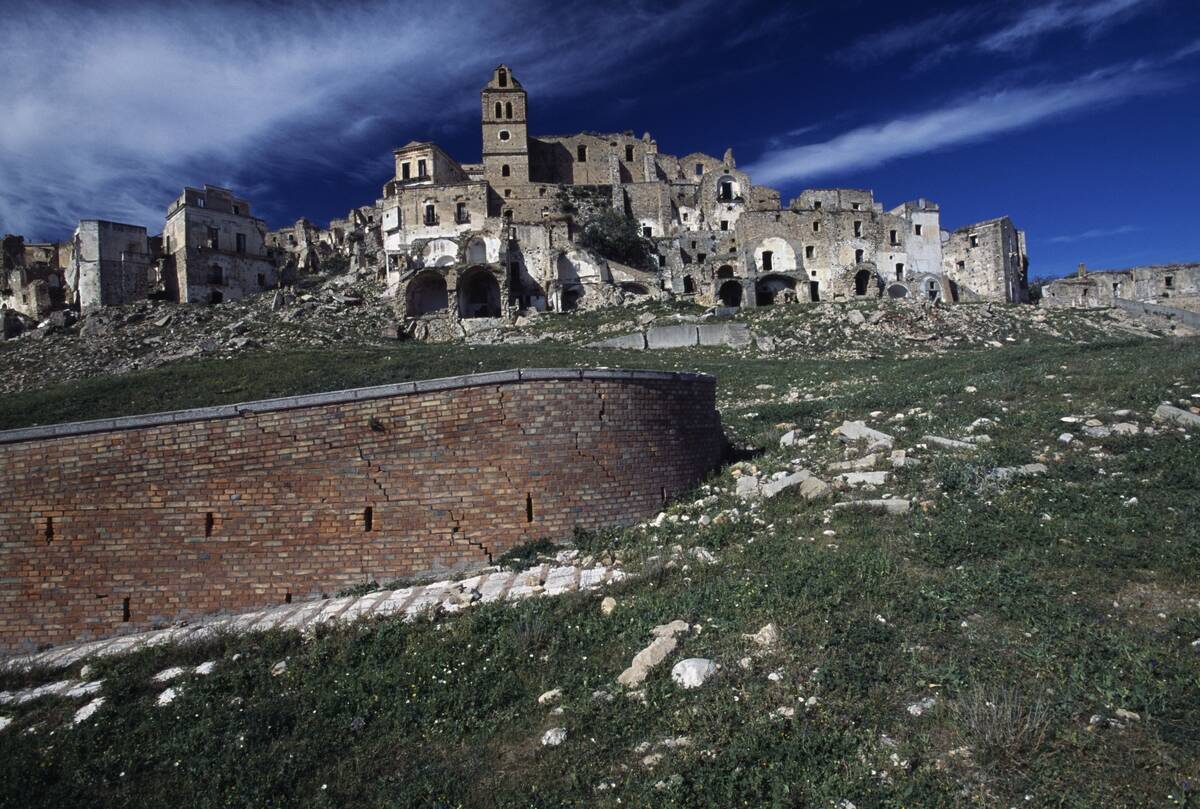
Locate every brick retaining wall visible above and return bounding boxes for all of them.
[0,369,722,653]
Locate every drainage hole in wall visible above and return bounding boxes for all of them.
[122,597,131,622]
[44,516,54,543]
[204,512,214,537]
[526,493,534,523]
[364,506,374,532]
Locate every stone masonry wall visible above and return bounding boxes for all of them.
[0,369,722,653]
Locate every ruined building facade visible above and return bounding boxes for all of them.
[1042,262,1200,313]
[335,65,1030,326]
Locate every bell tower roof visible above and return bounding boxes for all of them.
[485,64,523,92]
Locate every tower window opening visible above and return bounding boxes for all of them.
[625,145,634,162]
[494,101,502,119]
[577,144,587,162]
[505,101,513,119]
[498,68,508,87]
[502,164,511,177]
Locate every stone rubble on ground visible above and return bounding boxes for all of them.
[4,559,628,673]
[617,620,690,687]
[670,658,719,689]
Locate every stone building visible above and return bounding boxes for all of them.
[1042,262,1200,312]
[68,220,154,311]
[943,217,1029,303]
[1,234,68,320]
[161,185,278,304]
[365,65,1029,327]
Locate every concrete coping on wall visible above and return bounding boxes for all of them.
[0,368,715,445]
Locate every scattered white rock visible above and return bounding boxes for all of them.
[906,697,936,717]
[1058,432,1075,445]
[670,658,718,689]
[270,660,288,676]
[600,596,617,616]
[541,727,567,747]
[834,421,895,449]
[617,621,689,687]
[923,435,975,450]
[838,471,890,487]
[156,688,178,707]
[746,623,779,648]
[1154,404,1200,429]
[1114,708,1141,722]
[0,716,11,732]
[832,499,911,515]
[193,661,216,675]
[72,697,105,726]
[152,666,187,683]
[538,688,562,705]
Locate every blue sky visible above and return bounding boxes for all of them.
[1,0,1197,280]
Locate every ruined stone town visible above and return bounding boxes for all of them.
[4,65,1198,342]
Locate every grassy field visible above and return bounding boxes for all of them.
[1,326,1198,808]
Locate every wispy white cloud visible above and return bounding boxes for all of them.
[837,8,983,67]
[981,0,1155,52]
[843,0,1159,67]
[0,0,715,240]
[744,61,1182,187]
[1047,225,1142,243]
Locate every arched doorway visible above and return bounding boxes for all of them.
[718,279,743,307]
[755,275,796,306]
[457,268,501,318]
[854,269,872,296]
[406,271,449,317]
[561,286,584,311]
[886,283,909,299]
[716,265,735,279]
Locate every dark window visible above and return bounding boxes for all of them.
[957,260,965,270]
[498,68,507,87]
[805,245,814,259]
[895,263,904,279]
[456,202,468,224]
[577,144,587,162]
[498,130,510,141]
[812,221,820,233]
[697,253,706,263]
[642,226,652,237]
[505,101,513,119]
[236,233,246,254]
[889,229,898,245]
[813,200,822,209]
[402,162,411,180]
[720,220,729,231]
[417,159,427,178]
[1165,275,1174,288]
[683,275,695,294]
[206,226,219,249]
[718,180,733,201]
[232,205,241,216]
[854,220,862,237]
[915,224,923,236]
[970,234,979,247]
[695,162,703,176]
[502,164,510,177]
[761,251,773,271]
[625,145,634,162]
[424,204,436,226]
[494,101,502,119]
[855,249,864,263]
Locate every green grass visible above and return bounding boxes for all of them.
[0,330,1198,808]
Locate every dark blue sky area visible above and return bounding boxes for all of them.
[3,0,1198,280]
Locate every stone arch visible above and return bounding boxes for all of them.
[457,267,501,318]
[716,265,735,279]
[422,238,458,268]
[755,274,796,306]
[466,237,489,265]
[716,174,742,202]
[561,286,584,311]
[886,283,910,299]
[406,270,449,317]
[718,279,743,307]
[854,269,873,296]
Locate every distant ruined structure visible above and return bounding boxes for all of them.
[1042,262,1200,312]
[4,64,1043,338]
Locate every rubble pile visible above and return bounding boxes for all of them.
[1,276,399,394]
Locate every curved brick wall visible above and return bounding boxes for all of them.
[0,369,722,653]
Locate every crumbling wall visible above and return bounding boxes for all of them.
[0,369,723,653]
[943,217,1029,303]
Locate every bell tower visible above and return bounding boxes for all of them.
[481,65,529,189]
